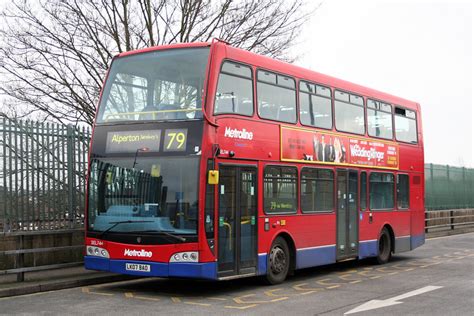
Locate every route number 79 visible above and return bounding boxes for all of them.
[164,129,188,151]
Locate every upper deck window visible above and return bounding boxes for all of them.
[334,90,365,135]
[214,61,253,116]
[299,81,332,129]
[257,70,297,123]
[96,47,209,123]
[394,107,418,143]
[367,99,393,139]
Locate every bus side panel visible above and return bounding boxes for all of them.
[257,216,337,274]
[358,211,411,259]
[410,173,425,250]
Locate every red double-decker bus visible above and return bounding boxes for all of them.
[85,40,424,284]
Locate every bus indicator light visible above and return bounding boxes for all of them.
[208,170,219,184]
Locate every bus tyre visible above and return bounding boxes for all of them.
[266,237,290,285]
[376,227,392,264]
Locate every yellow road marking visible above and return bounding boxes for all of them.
[338,271,367,282]
[292,283,324,294]
[124,292,162,302]
[357,269,384,279]
[264,288,289,297]
[81,287,114,296]
[442,254,465,259]
[136,296,161,302]
[376,266,401,274]
[408,259,443,268]
[184,301,211,307]
[316,278,345,288]
[225,304,258,310]
[208,297,227,301]
[233,293,288,304]
[171,297,182,303]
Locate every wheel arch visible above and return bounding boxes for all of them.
[272,231,296,275]
[381,223,395,253]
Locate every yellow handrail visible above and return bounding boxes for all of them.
[105,108,202,120]
[222,222,232,250]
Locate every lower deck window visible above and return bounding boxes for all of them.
[301,168,334,212]
[360,172,367,210]
[369,172,394,210]
[264,166,297,213]
[397,174,409,209]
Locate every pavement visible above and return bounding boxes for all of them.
[0,228,472,299]
[0,266,136,298]
[1,231,473,315]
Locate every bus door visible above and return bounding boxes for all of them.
[336,169,359,260]
[217,165,258,277]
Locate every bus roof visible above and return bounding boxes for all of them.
[222,43,420,110]
[116,41,419,110]
[116,42,210,58]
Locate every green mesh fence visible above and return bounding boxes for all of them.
[425,164,474,210]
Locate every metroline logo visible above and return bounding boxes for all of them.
[124,249,153,258]
[224,127,253,140]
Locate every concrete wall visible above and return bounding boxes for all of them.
[0,231,83,271]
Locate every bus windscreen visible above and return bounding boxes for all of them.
[87,156,199,236]
[96,47,210,123]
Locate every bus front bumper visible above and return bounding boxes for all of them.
[84,256,217,280]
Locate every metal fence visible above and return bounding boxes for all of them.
[425,209,474,233]
[1,118,474,232]
[425,164,474,210]
[0,117,90,232]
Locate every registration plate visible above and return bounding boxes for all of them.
[125,263,151,272]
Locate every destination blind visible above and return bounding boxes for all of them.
[105,128,188,153]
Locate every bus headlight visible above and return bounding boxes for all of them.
[87,246,110,258]
[169,251,198,263]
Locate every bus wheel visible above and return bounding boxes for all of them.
[376,227,392,264]
[266,237,290,284]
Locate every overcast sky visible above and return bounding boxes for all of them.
[294,0,473,167]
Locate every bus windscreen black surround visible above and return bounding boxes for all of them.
[92,121,202,157]
[87,121,203,244]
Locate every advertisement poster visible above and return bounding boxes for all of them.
[281,126,399,169]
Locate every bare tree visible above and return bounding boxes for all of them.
[0,0,315,126]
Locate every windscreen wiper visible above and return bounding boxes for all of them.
[130,230,186,242]
[100,220,154,238]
